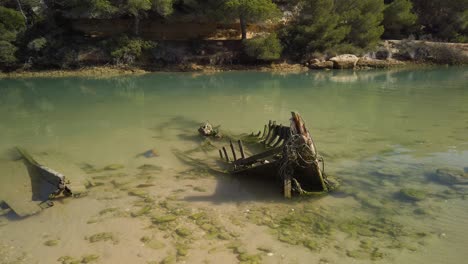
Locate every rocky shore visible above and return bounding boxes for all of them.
[1,40,466,79]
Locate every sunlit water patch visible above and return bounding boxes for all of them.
[0,67,467,264]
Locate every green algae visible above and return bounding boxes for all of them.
[152,215,177,224]
[131,205,152,217]
[160,255,176,264]
[141,237,165,250]
[104,164,125,171]
[303,240,320,251]
[58,256,80,264]
[99,207,119,216]
[43,240,59,246]
[176,243,189,257]
[138,164,163,171]
[92,173,127,180]
[346,249,369,259]
[58,255,99,264]
[256,246,273,253]
[399,188,427,201]
[175,227,192,238]
[87,232,118,244]
[81,255,99,263]
[238,253,262,264]
[128,189,149,198]
[193,186,207,192]
[136,183,156,188]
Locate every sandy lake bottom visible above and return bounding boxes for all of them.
[0,67,467,264]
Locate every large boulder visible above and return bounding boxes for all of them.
[329,54,359,69]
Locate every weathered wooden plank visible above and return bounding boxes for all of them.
[233,147,282,166]
[0,161,43,217]
[28,151,88,196]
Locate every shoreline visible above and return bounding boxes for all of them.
[0,61,461,79]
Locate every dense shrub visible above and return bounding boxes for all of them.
[0,41,18,65]
[27,37,48,52]
[0,6,25,41]
[244,33,282,61]
[110,36,156,64]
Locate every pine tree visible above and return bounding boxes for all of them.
[223,0,281,40]
[282,0,349,55]
[336,0,385,49]
[383,0,417,39]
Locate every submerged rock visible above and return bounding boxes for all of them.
[432,168,468,185]
[399,188,427,202]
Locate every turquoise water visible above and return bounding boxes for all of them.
[0,67,467,263]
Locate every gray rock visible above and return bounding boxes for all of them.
[329,54,359,69]
[308,60,334,69]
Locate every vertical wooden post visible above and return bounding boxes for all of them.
[284,174,292,199]
[222,147,230,162]
[229,140,237,161]
[238,140,246,159]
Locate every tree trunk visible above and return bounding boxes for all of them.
[240,15,247,40]
[134,15,140,36]
[15,0,28,26]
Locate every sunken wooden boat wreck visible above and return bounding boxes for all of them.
[217,112,336,198]
[0,148,87,217]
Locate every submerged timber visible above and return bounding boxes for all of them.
[216,112,338,198]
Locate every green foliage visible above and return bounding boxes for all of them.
[63,0,118,18]
[223,0,281,39]
[110,36,156,64]
[152,0,175,17]
[125,0,152,17]
[223,0,281,23]
[336,0,385,49]
[411,0,468,42]
[281,0,349,57]
[244,33,282,61]
[27,37,47,51]
[0,40,18,65]
[0,6,26,41]
[383,0,417,39]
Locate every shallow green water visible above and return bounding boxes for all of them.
[0,67,467,264]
